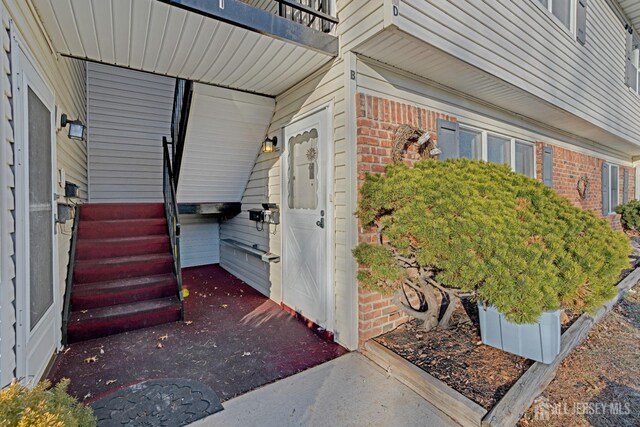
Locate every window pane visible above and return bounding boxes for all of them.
[459,128,482,160]
[288,128,319,210]
[610,166,619,211]
[439,127,458,160]
[552,0,572,29]
[538,0,549,8]
[487,134,510,165]
[515,142,535,178]
[28,87,54,329]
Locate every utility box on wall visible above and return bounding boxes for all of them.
[65,181,80,198]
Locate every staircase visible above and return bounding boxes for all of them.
[65,203,182,343]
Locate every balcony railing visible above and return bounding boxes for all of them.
[274,0,338,33]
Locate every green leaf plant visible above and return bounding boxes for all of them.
[354,159,630,331]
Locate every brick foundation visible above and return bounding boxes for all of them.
[355,92,635,345]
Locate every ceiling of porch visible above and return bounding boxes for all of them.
[32,0,335,96]
[619,0,640,32]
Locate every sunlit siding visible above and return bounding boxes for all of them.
[177,84,275,204]
[0,0,87,385]
[87,62,174,202]
[180,216,220,268]
[0,5,15,388]
[392,0,640,146]
[219,58,358,347]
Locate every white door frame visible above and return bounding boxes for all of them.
[12,24,60,385]
[281,103,334,332]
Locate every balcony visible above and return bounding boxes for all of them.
[32,0,338,96]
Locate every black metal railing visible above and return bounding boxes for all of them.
[61,209,80,345]
[171,79,193,186]
[275,0,338,33]
[163,137,184,320]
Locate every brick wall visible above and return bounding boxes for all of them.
[535,143,634,230]
[355,92,634,345]
[356,93,456,344]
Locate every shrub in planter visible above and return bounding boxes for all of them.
[354,159,630,331]
[615,199,640,231]
[0,379,96,427]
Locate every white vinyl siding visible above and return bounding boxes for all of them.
[176,84,275,204]
[389,0,640,147]
[0,7,15,388]
[87,63,174,202]
[180,216,220,268]
[219,58,357,348]
[1,0,87,385]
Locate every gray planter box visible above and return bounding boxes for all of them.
[477,303,561,364]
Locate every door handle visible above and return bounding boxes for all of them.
[316,218,325,228]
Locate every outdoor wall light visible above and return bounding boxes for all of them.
[60,114,86,141]
[262,136,279,153]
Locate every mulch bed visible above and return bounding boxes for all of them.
[519,288,640,427]
[375,300,533,410]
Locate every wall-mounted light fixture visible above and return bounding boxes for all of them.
[262,136,278,154]
[60,114,86,141]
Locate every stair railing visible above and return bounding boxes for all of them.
[275,0,338,33]
[163,136,185,320]
[171,79,193,186]
[61,209,80,345]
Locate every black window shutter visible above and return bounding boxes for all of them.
[576,0,587,45]
[543,146,553,187]
[602,163,610,215]
[623,168,629,204]
[436,119,459,160]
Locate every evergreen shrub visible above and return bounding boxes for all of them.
[354,159,630,328]
[0,379,95,427]
[615,199,640,231]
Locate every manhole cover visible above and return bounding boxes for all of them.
[91,378,223,426]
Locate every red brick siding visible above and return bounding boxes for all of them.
[535,143,634,231]
[355,93,634,344]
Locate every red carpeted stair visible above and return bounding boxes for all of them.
[66,203,182,343]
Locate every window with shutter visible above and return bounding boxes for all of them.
[543,146,553,187]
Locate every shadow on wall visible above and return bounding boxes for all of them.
[219,59,338,301]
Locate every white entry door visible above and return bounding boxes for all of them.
[14,43,59,384]
[282,108,331,329]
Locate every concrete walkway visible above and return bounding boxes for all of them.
[193,352,458,427]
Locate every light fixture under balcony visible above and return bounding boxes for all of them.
[262,136,279,153]
[60,114,86,141]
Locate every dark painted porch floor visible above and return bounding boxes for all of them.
[47,265,347,403]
